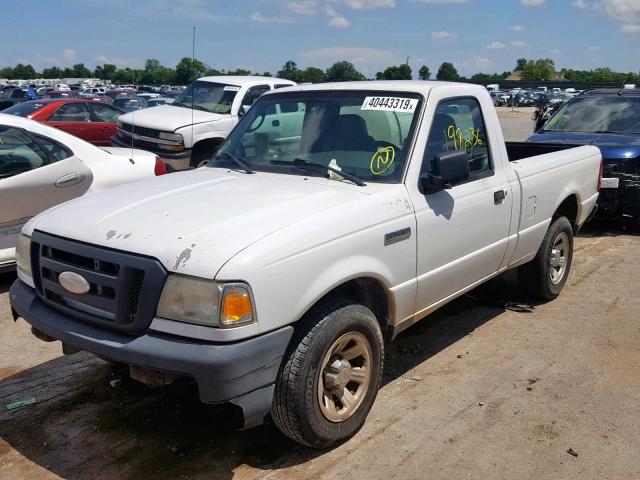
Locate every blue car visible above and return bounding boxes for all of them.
[528,88,640,229]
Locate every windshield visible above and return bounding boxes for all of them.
[172,81,239,114]
[543,96,640,134]
[3,102,44,117]
[214,90,422,183]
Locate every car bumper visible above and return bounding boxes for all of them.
[10,280,293,426]
[111,135,192,171]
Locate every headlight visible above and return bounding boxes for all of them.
[15,234,32,280]
[157,275,255,328]
[158,132,183,143]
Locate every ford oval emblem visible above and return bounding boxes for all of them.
[58,271,91,295]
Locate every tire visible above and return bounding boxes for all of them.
[271,298,384,448]
[190,142,221,169]
[519,216,574,300]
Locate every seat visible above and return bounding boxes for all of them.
[317,114,377,152]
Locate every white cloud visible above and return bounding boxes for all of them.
[572,0,588,8]
[250,12,291,23]
[301,46,397,66]
[588,45,600,52]
[432,30,457,39]
[341,0,395,9]
[328,15,350,26]
[622,23,640,32]
[62,48,76,61]
[485,41,507,49]
[287,0,319,14]
[597,0,640,21]
[95,55,132,67]
[509,24,525,31]
[550,48,561,55]
[511,40,528,46]
[521,0,544,5]
[458,55,494,74]
[412,0,469,3]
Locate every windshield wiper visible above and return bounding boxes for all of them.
[271,158,366,186]
[212,152,254,174]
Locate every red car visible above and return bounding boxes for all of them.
[2,99,124,146]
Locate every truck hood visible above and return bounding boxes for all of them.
[26,170,369,278]
[117,104,227,132]
[528,132,640,161]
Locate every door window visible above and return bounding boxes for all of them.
[90,103,121,122]
[0,126,48,179]
[241,85,270,108]
[32,134,73,162]
[422,97,492,180]
[49,102,91,122]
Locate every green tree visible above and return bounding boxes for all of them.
[277,60,300,81]
[12,63,38,79]
[436,62,459,81]
[94,63,117,80]
[515,58,528,71]
[418,65,431,80]
[174,57,207,84]
[521,58,555,81]
[42,66,63,78]
[376,64,412,80]
[227,68,252,76]
[298,66,325,83]
[324,61,365,82]
[71,63,92,78]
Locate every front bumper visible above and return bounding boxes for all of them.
[10,280,293,426]
[111,135,192,170]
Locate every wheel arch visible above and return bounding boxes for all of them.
[553,194,579,230]
[191,137,225,163]
[296,275,396,335]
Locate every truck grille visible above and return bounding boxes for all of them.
[118,122,163,140]
[31,231,167,334]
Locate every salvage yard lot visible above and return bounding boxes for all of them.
[1,108,639,480]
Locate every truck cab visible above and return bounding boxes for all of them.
[111,76,296,170]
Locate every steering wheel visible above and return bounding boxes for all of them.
[246,114,265,133]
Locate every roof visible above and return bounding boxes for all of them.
[583,88,640,96]
[262,80,484,97]
[196,75,295,87]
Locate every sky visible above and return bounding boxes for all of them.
[1,0,640,78]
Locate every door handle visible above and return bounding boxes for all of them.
[55,172,84,188]
[494,189,507,205]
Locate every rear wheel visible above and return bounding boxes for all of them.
[519,216,574,300]
[271,299,384,448]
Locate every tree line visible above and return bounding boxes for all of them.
[1,57,637,85]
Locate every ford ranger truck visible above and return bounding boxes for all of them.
[111,76,295,171]
[11,81,602,448]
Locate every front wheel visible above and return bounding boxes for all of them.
[519,216,574,300]
[271,299,384,448]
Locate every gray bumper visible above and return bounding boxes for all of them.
[10,280,292,425]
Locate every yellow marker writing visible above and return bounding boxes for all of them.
[370,146,395,175]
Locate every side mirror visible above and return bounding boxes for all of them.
[238,105,252,117]
[420,150,470,192]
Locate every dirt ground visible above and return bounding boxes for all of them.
[1,109,639,480]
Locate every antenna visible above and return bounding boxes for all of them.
[191,25,196,168]
[130,68,135,162]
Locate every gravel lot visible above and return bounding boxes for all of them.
[1,108,639,480]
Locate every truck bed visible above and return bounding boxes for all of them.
[506,142,578,162]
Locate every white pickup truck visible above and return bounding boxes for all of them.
[10,81,601,448]
[111,76,295,170]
